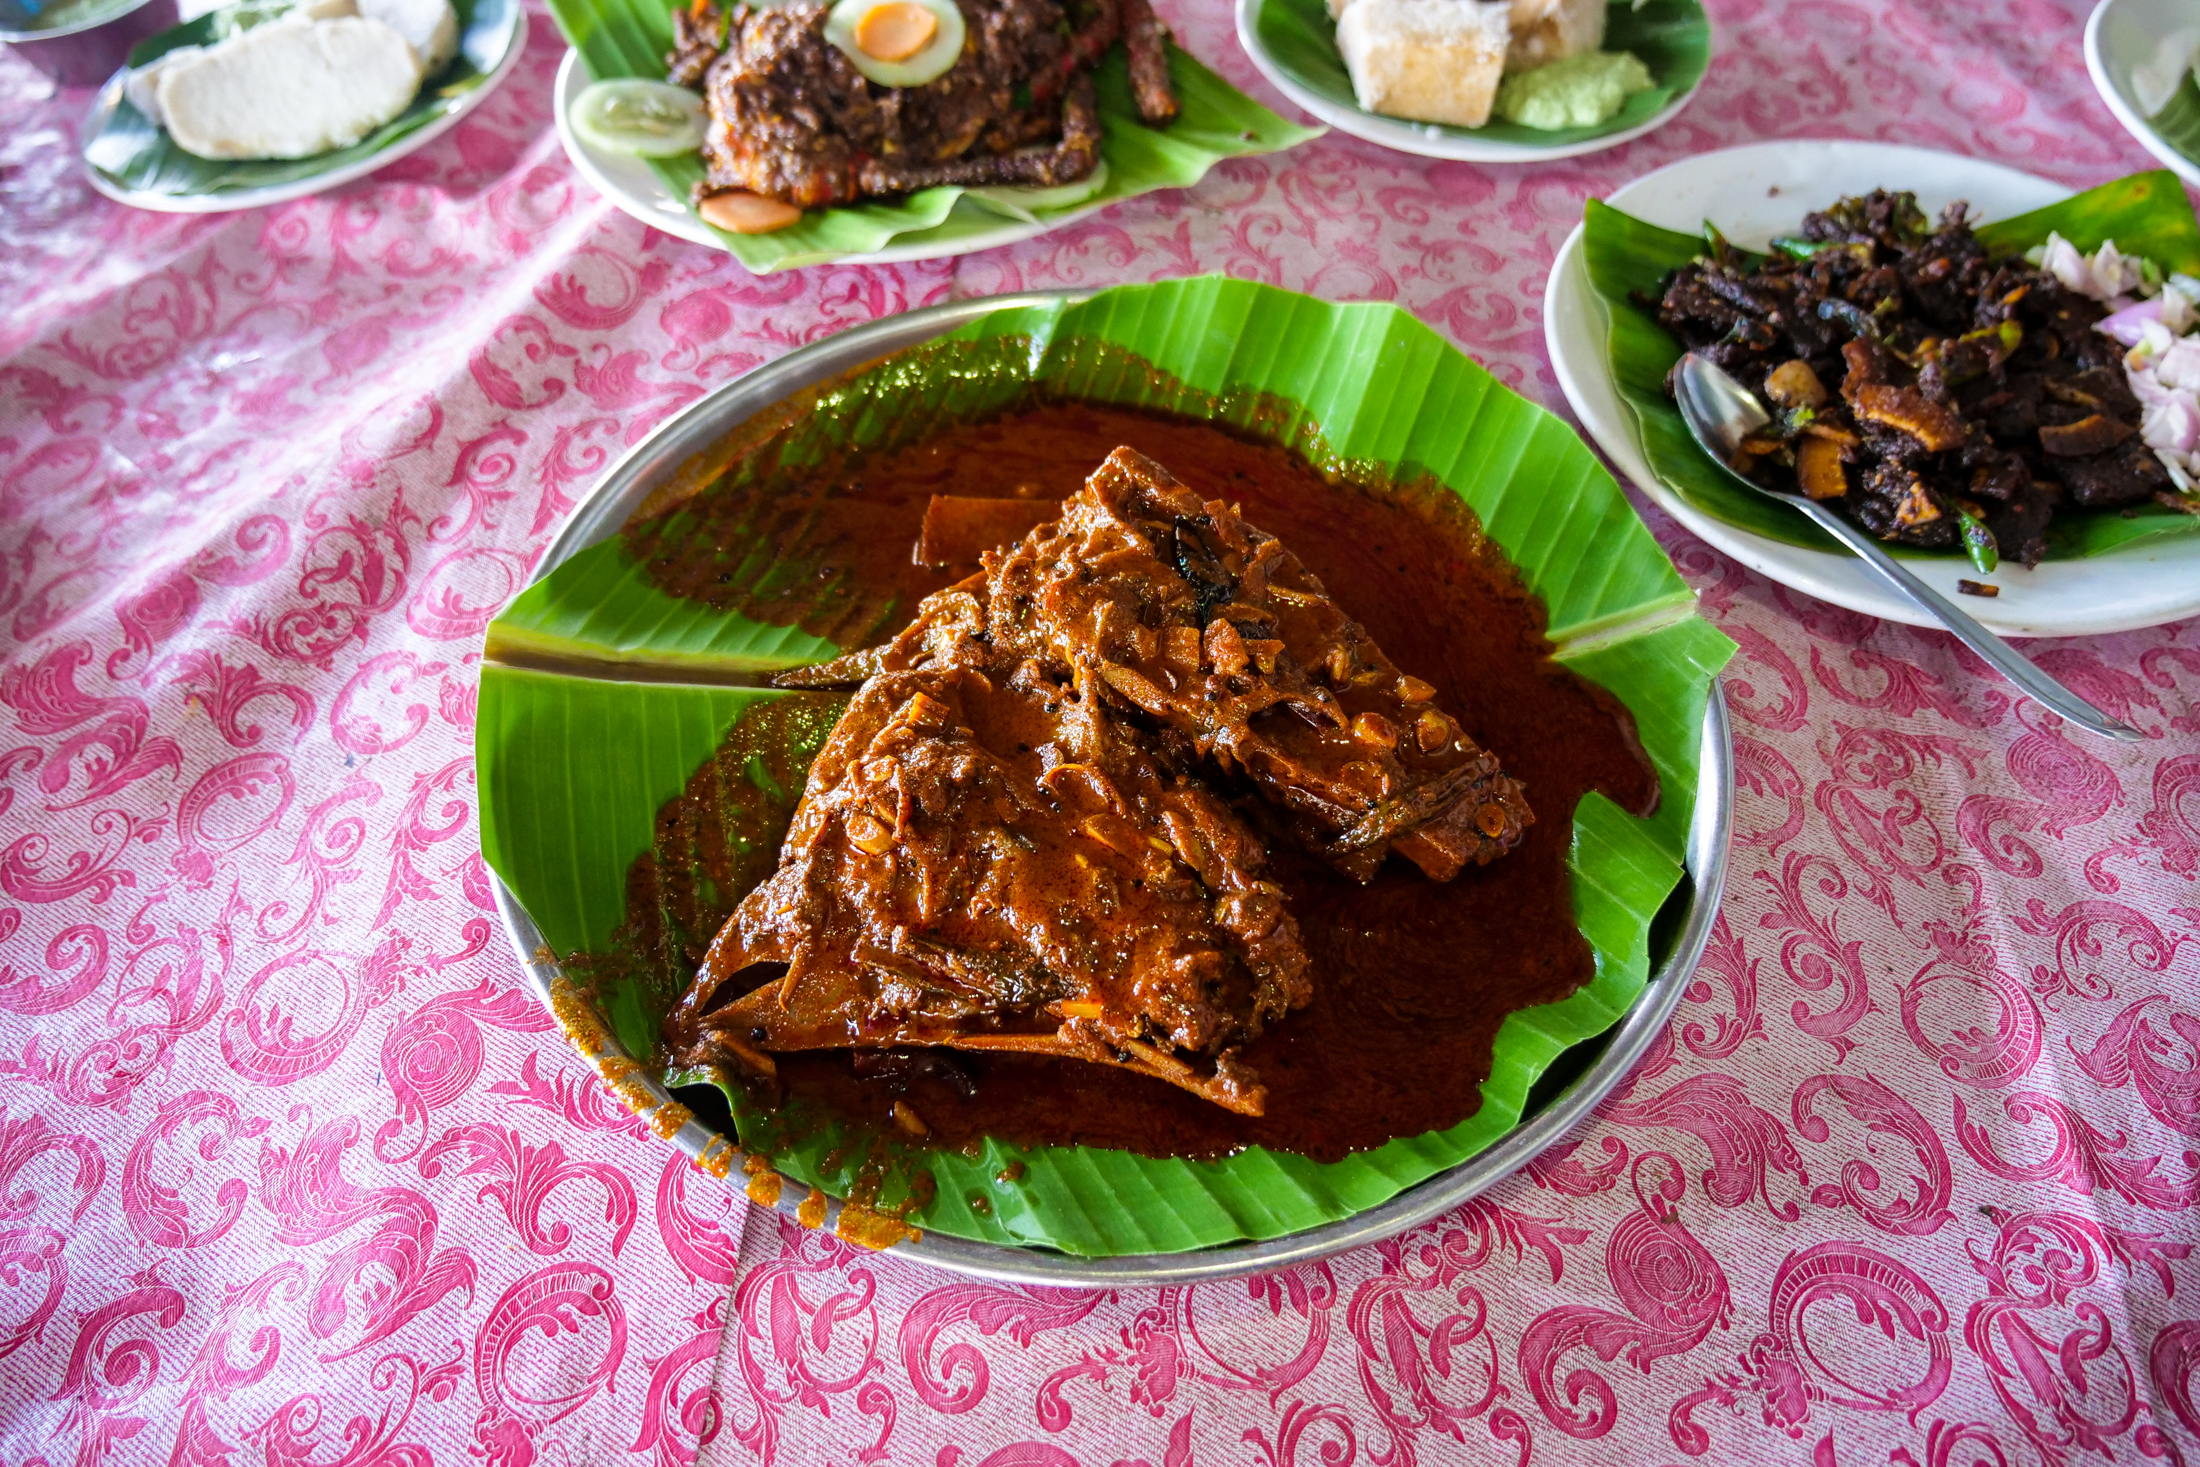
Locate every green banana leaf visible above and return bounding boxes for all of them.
[81,0,520,197]
[477,276,1737,1256]
[1582,170,2200,560]
[1248,0,1709,149]
[543,0,1322,273]
[2144,70,2200,171]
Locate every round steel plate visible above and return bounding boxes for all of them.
[488,291,1735,1285]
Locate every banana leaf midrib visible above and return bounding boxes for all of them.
[498,535,1712,679]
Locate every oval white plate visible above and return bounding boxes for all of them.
[552,48,1109,266]
[1545,138,2200,638]
[80,6,527,214]
[1232,0,1702,164]
[2087,0,2200,191]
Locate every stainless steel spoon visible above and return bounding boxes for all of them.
[1672,352,2143,742]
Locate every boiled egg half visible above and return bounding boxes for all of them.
[824,0,965,87]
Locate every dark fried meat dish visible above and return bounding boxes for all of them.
[663,663,1309,1115]
[1652,189,2170,567]
[789,446,1534,883]
[1118,0,1176,123]
[670,0,1177,211]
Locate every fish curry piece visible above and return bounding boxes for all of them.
[791,445,1534,883]
[663,664,1310,1116]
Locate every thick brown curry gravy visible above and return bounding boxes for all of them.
[626,401,1658,1163]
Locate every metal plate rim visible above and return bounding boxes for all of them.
[486,290,1736,1285]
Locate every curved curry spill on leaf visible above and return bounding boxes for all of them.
[477,276,1736,1256]
[1582,168,2200,559]
[539,0,1322,272]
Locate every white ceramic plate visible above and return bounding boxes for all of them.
[2087,0,2200,191]
[1545,139,2200,637]
[80,7,527,214]
[552,48,1110,266]
[1231,0,1703,164]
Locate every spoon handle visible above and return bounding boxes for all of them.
[1786,497,2143,742]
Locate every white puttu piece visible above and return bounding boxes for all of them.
[156,15,423,159]
[1336,0,1511,128]
[1506,0,1606,71]
[356,0,458,75]
[123,45,200,126]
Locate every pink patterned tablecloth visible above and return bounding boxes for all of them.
[4,0,2200,1461]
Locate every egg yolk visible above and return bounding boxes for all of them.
[855,1,937,61]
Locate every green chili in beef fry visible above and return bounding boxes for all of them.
[1650,190,2172,566]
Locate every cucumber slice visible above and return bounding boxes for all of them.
[822,0,964,88]
[571,79,708,158]
[963,160,1109,222]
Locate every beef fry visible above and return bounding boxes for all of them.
[1652,189,2165,566]
[1119,0,1177,124]
[677,0,1177,212]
